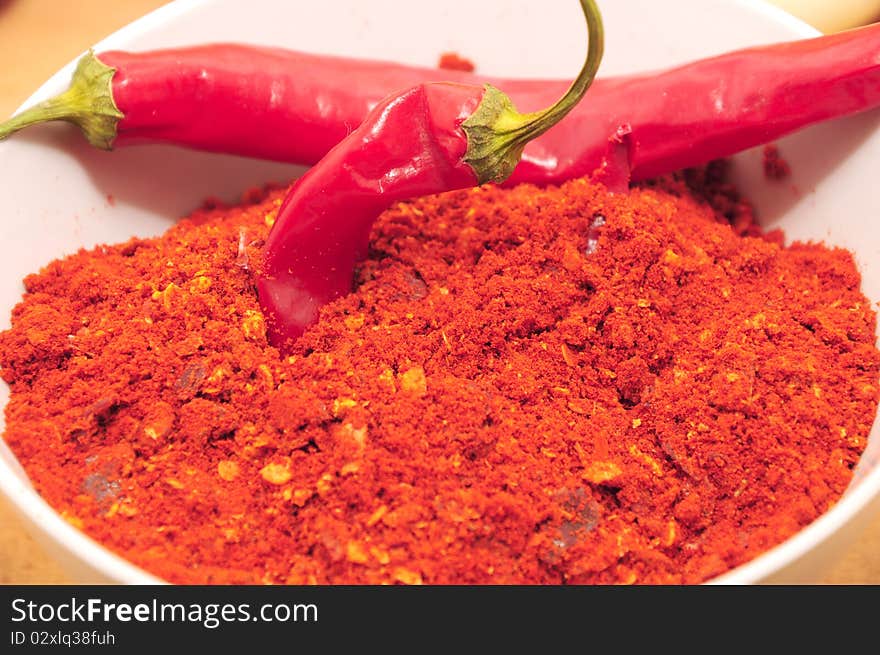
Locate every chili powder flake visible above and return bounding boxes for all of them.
[438,52,476,72]
[1,172,878,584]
[763,144,791,180]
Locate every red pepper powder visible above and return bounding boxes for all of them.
[1,171,878,584]
[437,52,476,72]
[763,144,791,180]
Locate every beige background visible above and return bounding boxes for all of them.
[1,0,879,584]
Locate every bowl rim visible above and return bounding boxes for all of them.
[0,0,877,585]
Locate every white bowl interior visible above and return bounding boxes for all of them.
[1,0,879,584]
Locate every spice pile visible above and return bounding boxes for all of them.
[1,169,878,584]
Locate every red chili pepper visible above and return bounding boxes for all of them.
[258,1,604,347]
[520,22,880,188]
[3,23,880,189]
[0,44,521,160]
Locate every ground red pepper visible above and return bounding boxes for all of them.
[763,144,792,180]
[1,168,878,584]
[438,52,476,72]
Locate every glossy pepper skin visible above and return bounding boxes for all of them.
[103,24,880,188]
[4,22,880,188]
[257,83,481,343]
[511,23,880,188]
[100,45,500,165]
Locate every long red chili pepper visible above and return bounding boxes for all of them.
[258,1,603,347]
[0,43,532,159]
[2,23,880,188]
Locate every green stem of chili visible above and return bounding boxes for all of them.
[0,51,121,149]
[462,0,604,184]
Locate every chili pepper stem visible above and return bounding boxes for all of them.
[462,0,604,184]
[0,51,121,149]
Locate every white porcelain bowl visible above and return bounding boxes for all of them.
[1,0,879,584]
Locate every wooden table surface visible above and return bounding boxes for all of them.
[2,0,880,585]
